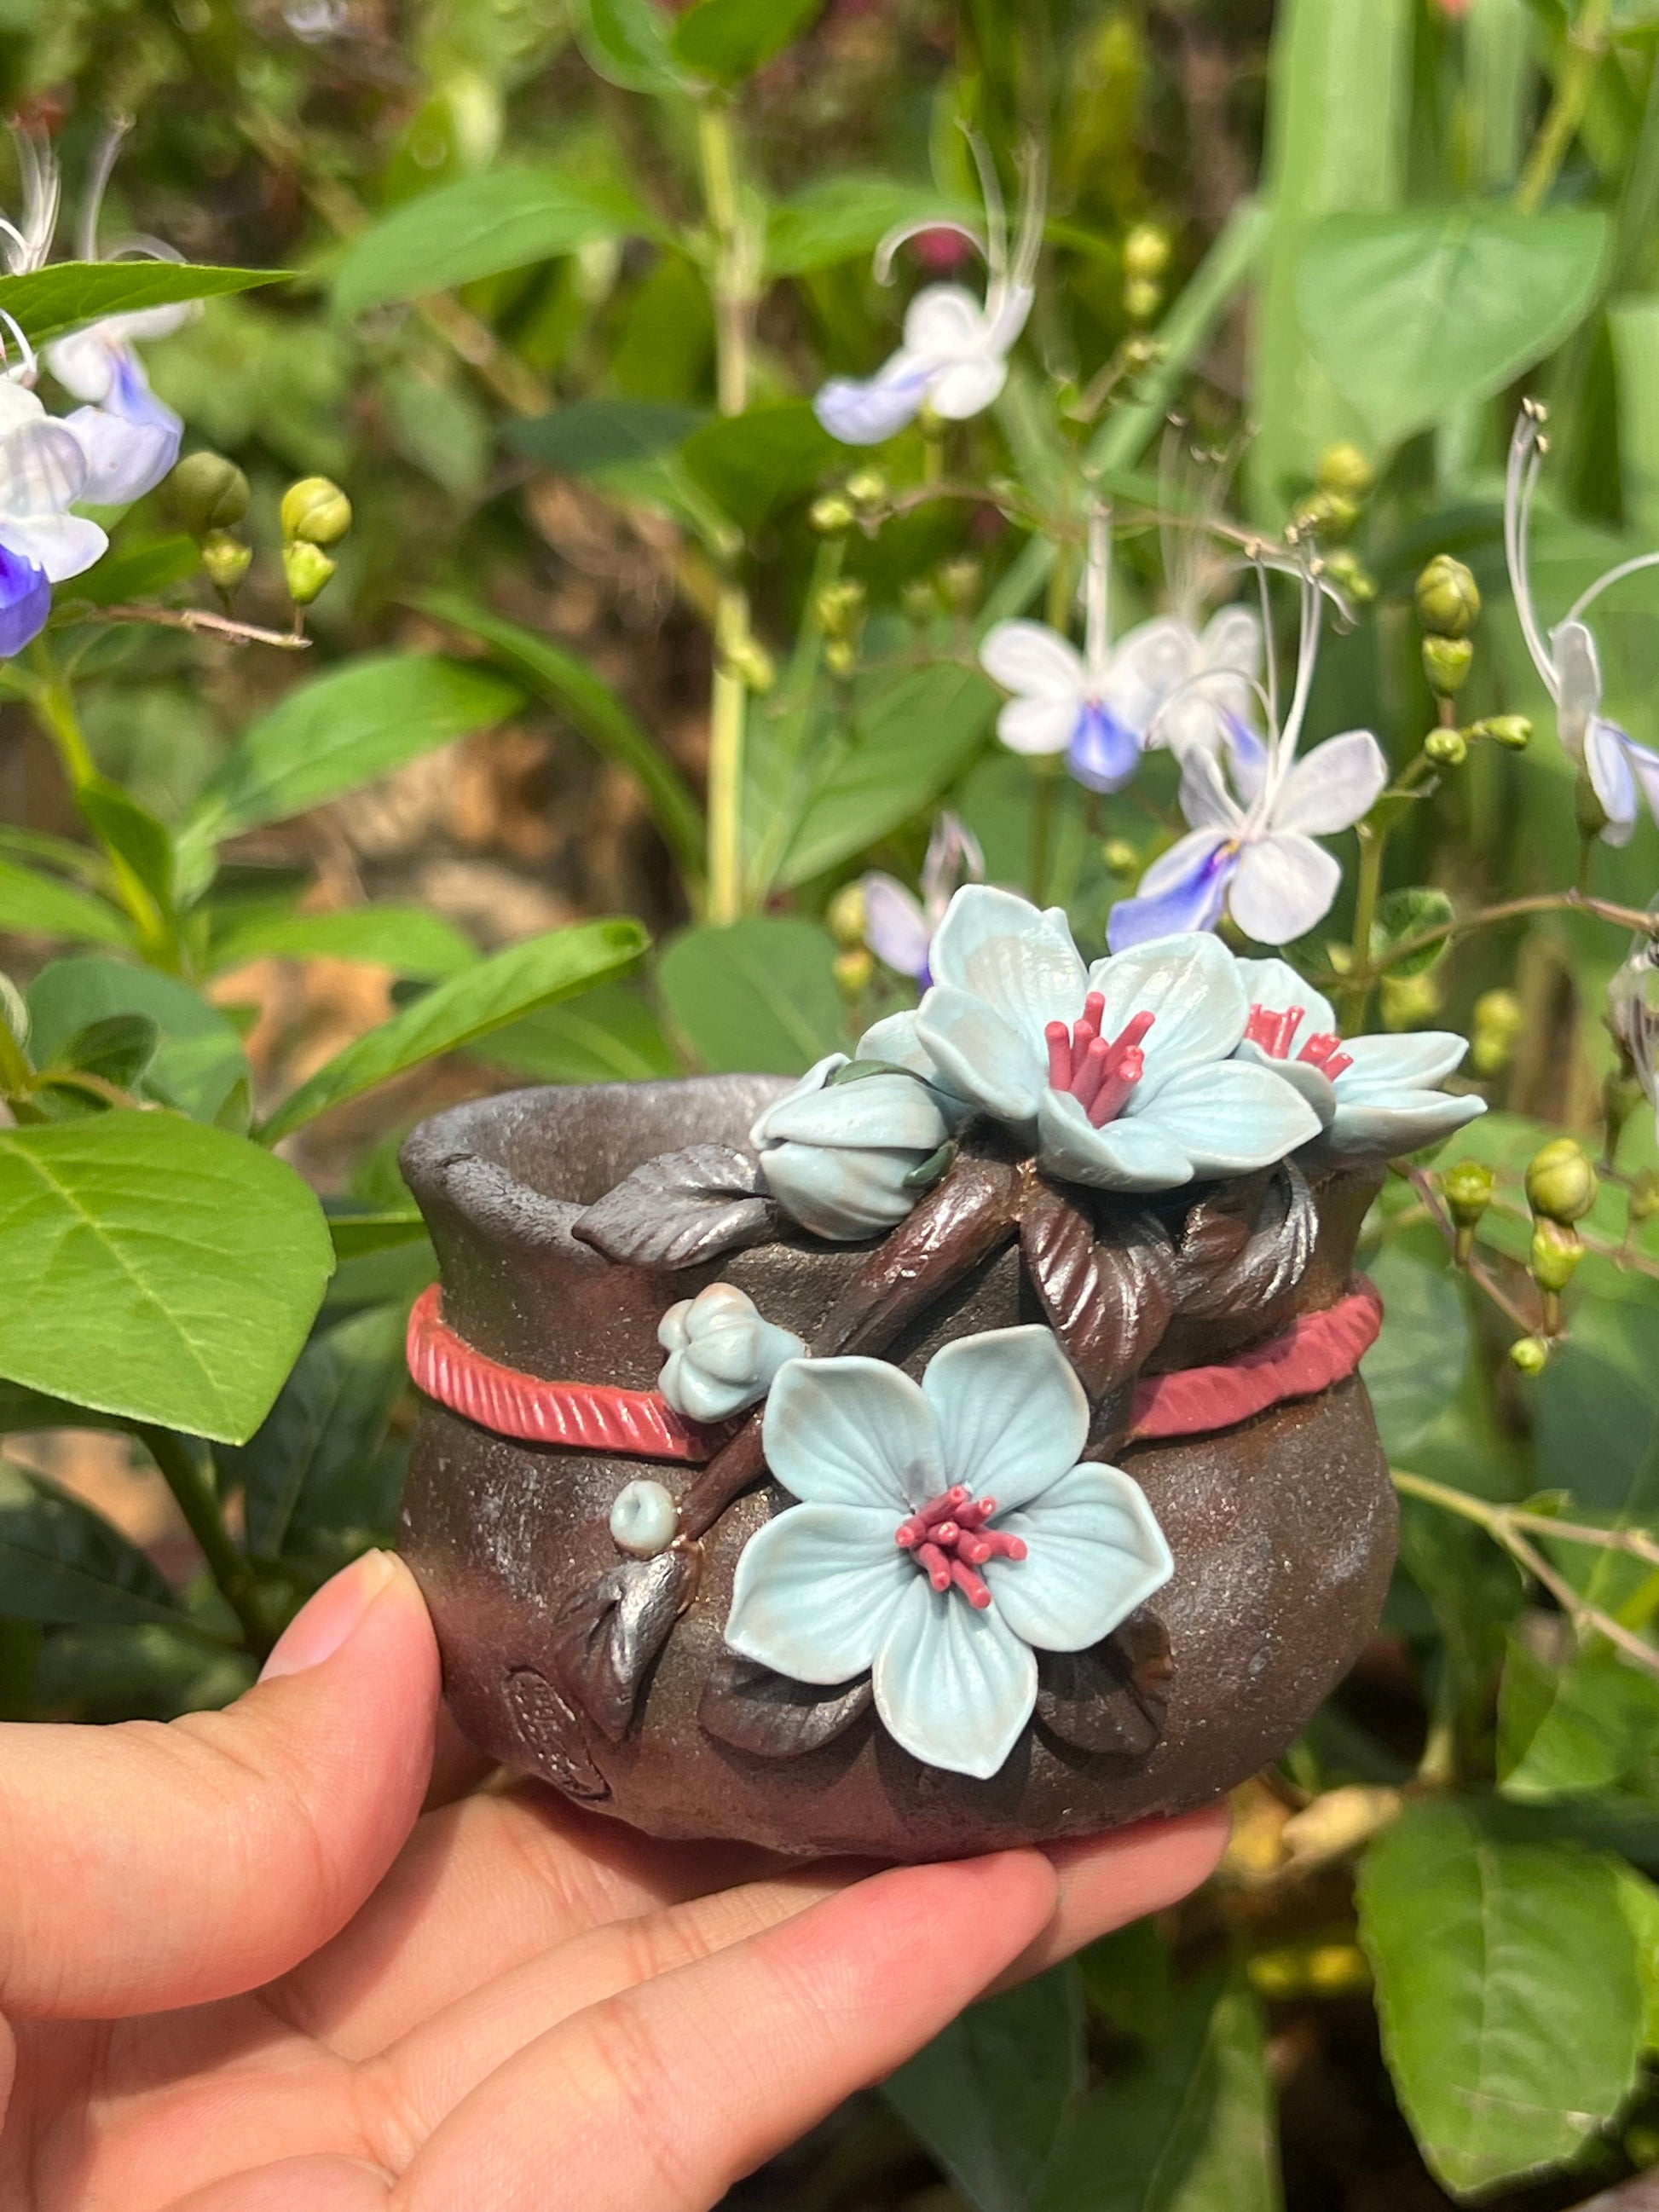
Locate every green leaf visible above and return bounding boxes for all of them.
[473,982,678,1082]
[0,1114,333,1444]
[188,656,523,841]
[1298,209,1612,453]
[1361,1239,1470,1457]
[223,1302,411,1562]
[1080,1919,1176,2047]
[1618,1865,1659,2051]
[1357,1800,1645,2195]
[1371,887,1454,978]
[0,856,130,950]
[413,593,705,882]
[258,917,649,1141]
[0,261,284,348]
[657,916,844,1074]
[63,533,200,609]
[774,662,999,890]
[27,957,249,1124]
[205,902,477,981]
[506,399,708,473]
[332,168,652,317]
[43,1014,159,1091]
[571,0,683,90]
[766,176,979,277]
[1498,1639,1659,1801]
[327,1210,428,1260]
[0,1459,185,1626]
[671,0,827,83]
[77,779,174,916]
[885,1966,1084,2212]
[679,402,840,534]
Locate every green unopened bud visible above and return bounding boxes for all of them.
[1471,986,1523,1077]
[1124,222,1171,282]
[1295,489,1359,541]
[1631,1168,1659,1224]
[1124,275,1162,324]
[824,638,858,679]
[1321,548,1377,604]
[1525,1136,1598,1225]
[1472,714,1531,751]
[1424,726,1468,767]
[1381,970,1442,1031]
[833,947,875,998]
[280,475,352,548]
[826,881,867,950]
[1510,1334,1550,1376]
[1102,837,1138,877]
[729,637,777,692]
[281,538,336,606]
[1317,442,1374,500]
[844,467,887,508]
[938,557,982,614]
[1415,555,1481,639]
[1443,1159,1494,1230]
[1529,1216,1585,1295]
[171,450,250,536]
[810,493,856,535]
[1121,334,1163,374]
[1424,635,1474,696]
[815,579,867,639]
[200,529,252,598]
[901,578,941,625]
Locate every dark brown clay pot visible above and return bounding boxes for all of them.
[399,1076,1396,1862]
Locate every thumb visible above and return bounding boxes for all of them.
[0,1550,439,2020]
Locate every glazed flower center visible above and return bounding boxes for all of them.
[894,1483,1026,1609]
[1044,993,1156,1128]
[1244,1002,1353,1079]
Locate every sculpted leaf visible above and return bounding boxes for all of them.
[503,1666,610,1799]
[547,1549,692,1740]
[1020,1181,1176,1398]
[1173,1163,1317,1325]
[698,1649,874,1758]
[571,1143,775,1268]
[1035,1609,1171,1759]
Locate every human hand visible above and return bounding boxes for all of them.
[0,1551,1228,2212]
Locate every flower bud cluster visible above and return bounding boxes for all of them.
[280,475,353,609]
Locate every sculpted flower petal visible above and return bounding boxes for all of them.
[855,1009,948,1085]
[986,1464,1172,1650]
[980,619,1089,700]
[928,885,1089,1051]
[1325,1089,1486,1158]
[759,1071,949,1152]
[1035,1088,1194,1191]
[1089,930,1248,1079]
[762,1356,940,1512]
[1234,956,1338,1045]
[1271,730,1388,836]
[921,1325,1088,1510]
[1337,1031,1471,1094]
[1141,1059,1322,1177]
[872,1576,1038,1780]
[725,1504,915,1684]
[1234,1042,1336,1121]
[1228,833,1341,945]
[916,983,1043,1123]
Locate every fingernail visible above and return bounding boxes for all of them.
[259,1550,400,1683]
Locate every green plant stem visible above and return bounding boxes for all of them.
[1342,822,1387,1029]
[1325,887,1657,990]
[139,1426,275,1659]
[1515,0,1614,217]
[708,586,749,925]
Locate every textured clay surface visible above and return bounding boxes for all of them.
[400,1077,1397,1860]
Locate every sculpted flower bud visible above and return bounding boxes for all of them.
[1124,222,1171,282]
[810,493,856,534]
[1510,1334,1550,1376]
[280,475,352,548]
[1529,1217,1585,1295]
[200,529,252,597]
[609,1478,679,1557]
[751,1056,956,1242]
[826,881,867,949]
[1525,1136,1598,1224]
[171,451,250,536]
[1318,442,1374,500]
[1471,987,1523,1077]
[1442,1159,1494,1230]
[1415,555,1481,639]
[656,1282,804,1424]
[1423,635,1474,695]
[1424,725,1468,766]
[282,538,337,606]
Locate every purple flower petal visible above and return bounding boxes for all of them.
[1066,698,1142,794]
[1107,834,1234,951]
[0,541,51,658]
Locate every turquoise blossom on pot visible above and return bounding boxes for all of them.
[750,1056,957,1242]
[656,1282,805,1423]
[1234,959,1484,1159]
[724,1326,1173,1779]
[858,885,1320,1191]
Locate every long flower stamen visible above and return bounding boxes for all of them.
[895,1487,1026,1609]
[1044,1001,1154,1126]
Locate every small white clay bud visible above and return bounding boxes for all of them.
[610,1478,679,1557]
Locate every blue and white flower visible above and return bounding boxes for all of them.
[813,146,1043,447]
[725,1326,1172,1779]
[861,811,984,985]
[980,505,1263,794]
[858,885,1320,1193]
[1108,564,1387,950]
[751,1056,957,1242]
[1506,401,1659,846]
[1234,957,1484,1159]
[656,1282,805,1424]
[0,375,107,656]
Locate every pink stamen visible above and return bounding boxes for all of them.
[896,1487,1023,1608]
[1245,1002,1304,1059]
[1045,1020,1072,1089]
[1047,1005,1157,1128]
[1090,1046,1145,1128]
[1297,1031,1354,1080]
[1072,1034,1112,1112]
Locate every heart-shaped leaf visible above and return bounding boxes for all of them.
[573,1143,774,1269]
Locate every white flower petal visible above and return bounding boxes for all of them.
[1106,615,1198,721]
[916,983,1044,1123]
[762,1356,940,1512]
[1035,1088,1194,1191]
[1272,730,1388,836]
[1588,719,1639,842]
[921,1325,1088,1511]
[1228,834,1341,945]
[1131,1058,1322,1176]
[926,886,1089,1060]
[45,328,115,403]
[986,1464,1172,1650]
[929,354,1009,420]
[1089,929,1249,1077]
[980,619,1089,700]
[872,1575,1038,1779]
[997,694,1081,756]
[903,283,988,357]
[0,419,87,521]
[1234,956,1338,1044]
[1177,743,1246,832]
[0,511,107,582]
[1336,1031,1471,1095]
[725,1504,913,1683]
[1553,619,1603,759]
[1199,604,1263,680]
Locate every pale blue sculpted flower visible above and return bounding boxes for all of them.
[1506,401,1659,846]
[814,144,1043,447]
[725,1326,1172,1779]
[751,1056,956,1242]
[656,1282,805,1423]
[1234,958,1484,1159]
[862,811,983,985]
[858,885,1320,1192]
[1108,564,1386,951]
